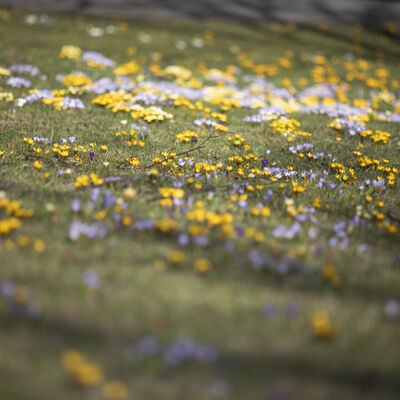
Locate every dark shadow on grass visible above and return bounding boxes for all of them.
[1,305,400,397]
[224,347,400,398]
[282,24,400,61]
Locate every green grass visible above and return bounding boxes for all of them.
[0,8,400,400]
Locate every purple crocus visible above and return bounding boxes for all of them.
[284,300,300,317]
[384,300,399,317]
[83,270,101,290]
[71,198,81,212]
[262,301,278,317]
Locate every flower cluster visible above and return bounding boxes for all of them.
[61,349,129,398]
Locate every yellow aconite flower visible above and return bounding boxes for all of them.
[164,65,192,80]
[59,45,82,60]
[74,175,90,188]
[131,105,173,122]
[61,350,86,373]
[159,187,184,199]
[0,66,11,76]
[122,216,132,226]
[92,92,135,109]
[322,265,335,280]
[126,157,141,166]
[90,173,104,186]
[61,350,103,386]
[73,362,104,386]
[0,92,13,102]
[194,258,212,273]
[168,250,185,264]
[114,60,141,75]
[17,235,31,247]
[0,218,22,235]
[176,130,199,143]
[123,187,137,199]
[103,381,129,400]
[63,74,92,87]
[215,123,228,132]
[155,219,178,232]
[292,181,306,194]
[33,160,43,170]
[33,239,46,253]
[311,311,337,339]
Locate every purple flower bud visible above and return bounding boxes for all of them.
[235,226,244,236]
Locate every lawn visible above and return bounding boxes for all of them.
[0,8,400,400]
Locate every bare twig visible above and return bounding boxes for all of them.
[24,154,53,162]
[142,129,227,169]
[24,153,72,167]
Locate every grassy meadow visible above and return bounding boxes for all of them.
[0,8,400,400]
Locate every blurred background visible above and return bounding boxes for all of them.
[1,0,400,24]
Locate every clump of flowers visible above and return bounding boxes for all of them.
[74,173,104,188]
[164,65,192,80]
[61,350,104,386]
[176,130,199,143]
[227,133,250,149]
[126,156,141,166]
[0,92,13,102]
[0,66,11,76]
[152,152,177,167]
[114,60,141,75]
[131,105,173,122]
[159,187,185,207]
[269,116,311,140]
[6,77,31,88]
[63,73,92,87]
[59,45,82,60]
[0,194,34,236]
[360,129,391,144]
[82,51,116,68]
